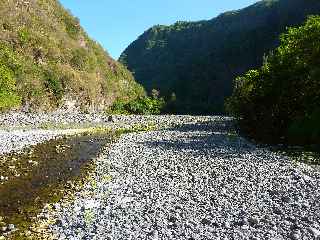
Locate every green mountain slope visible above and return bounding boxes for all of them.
[119,0,320,114]
[0,0,144,112]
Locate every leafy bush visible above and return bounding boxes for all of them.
[288,108,320,145]
[110,96,165,115]
[18,28,30,45]
[227,15,320,145]
[44,70,64,100]
[0,63,21,110]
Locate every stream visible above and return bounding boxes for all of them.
[0,131,113,237]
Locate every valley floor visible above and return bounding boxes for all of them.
[41,116,319,240]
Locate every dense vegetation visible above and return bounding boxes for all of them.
[120,0,320,114]
[0,0,144,112]
[110,96,165,115]
[226,16,320,146]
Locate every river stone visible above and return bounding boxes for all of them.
[12,115,316,240]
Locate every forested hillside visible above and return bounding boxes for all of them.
[0,0,144,112]
[120,0,320,114]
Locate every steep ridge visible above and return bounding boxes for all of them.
[120,0,320,114]
[0,0,144,112]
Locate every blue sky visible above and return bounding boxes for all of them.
[59,0,258,59]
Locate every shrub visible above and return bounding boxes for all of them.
[70,48,96,72]
[0,63,21,110]
[0,43,22,74]
[70,48,88,70]
[227,15,320,145]
[18,28,30,45]
[288,108,320,144]
[110,96,165,115]
[44,70,64,100]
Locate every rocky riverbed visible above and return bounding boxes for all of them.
[0,113,215,239]
[37,115,319,240]
[0,112,199,155]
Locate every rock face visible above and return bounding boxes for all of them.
[119,0,320,114]
[48,116,320,239]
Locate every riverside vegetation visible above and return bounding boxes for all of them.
[0,0,144,112]
[226,15,320,146]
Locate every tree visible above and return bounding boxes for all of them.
[227,15,320,145]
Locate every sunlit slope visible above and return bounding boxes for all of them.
[0,0,144,112]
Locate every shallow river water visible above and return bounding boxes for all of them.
[0,131,112,237]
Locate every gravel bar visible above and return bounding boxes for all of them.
[0,129,92,155]
[46,116,320,240]
[0,112,209,155]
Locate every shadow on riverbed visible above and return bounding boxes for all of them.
[0,132,113,237]
[144,120,320,166]
[166,118,235,133]
[143,119,253,154]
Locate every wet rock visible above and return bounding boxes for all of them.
[273,206,283,215]
[251,237,260,240]
[239,218,249,226]
[53,203,61,211]
[249,217,259,226]
[224,222,231,229]
[7,224,14,231]
[282,196,291,203]
[290,231,301,240]
[107,116,114,122]
[201,218,211,225]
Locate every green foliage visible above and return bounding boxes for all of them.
[0,0,144,112]
[0,43,22,74]
[84,209,95,226]
[110,95,165,115]
[62,11,80,39]
[120,0,320,114]
[18,28,30,44]
[71,48,89,70]
[0,44,22,110]
[0,63,21,111]
[70,48,97,72]
[44,70,64,100]
[287,108,320,145]
[227,15,320,145]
